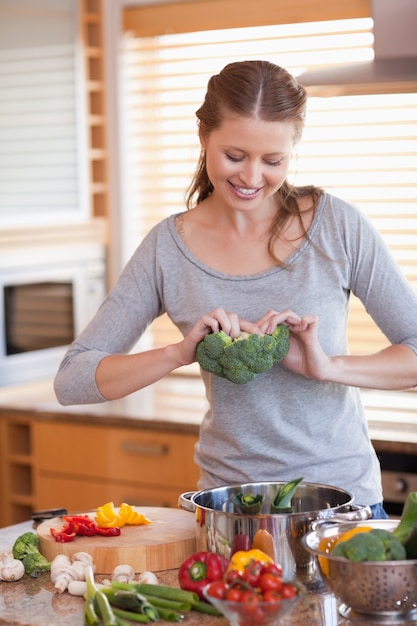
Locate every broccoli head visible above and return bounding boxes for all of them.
[196,325,290,384]
[331,528,406,562]
[12,531,51,577]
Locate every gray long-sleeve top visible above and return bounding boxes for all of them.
[54,193,417,505]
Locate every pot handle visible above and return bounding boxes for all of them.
[178,491,196,512]
[311,504,372,531]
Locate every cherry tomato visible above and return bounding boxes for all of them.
[240,606,266,626]
[240,590,260,606]
[224,569,243,586]
[206,581,227,599]
[261,562,283,577]
[241,560,263,587]
[281,583,297,599]
[226,587,244,602]
[262,589,282,603]
[259,572,283,593]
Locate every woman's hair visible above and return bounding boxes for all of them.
[185,60,323,265]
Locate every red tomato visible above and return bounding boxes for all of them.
[241,560,263,587]
[262,589,282,603]
[259,572,283,593]
[226,587,244,602]
[261,562,283,577]
[248,605,271,625]
[240,590,260,606]
[281,583,297,599]
[206,581,227,599]
[224,569,243,586]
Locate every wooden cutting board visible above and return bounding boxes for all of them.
[37,507,196,574]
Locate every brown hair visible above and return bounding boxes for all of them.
[185,60,323,265]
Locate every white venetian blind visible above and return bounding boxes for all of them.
[120,17,417,359]
[0,0,86,225]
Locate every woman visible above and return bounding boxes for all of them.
[55,60,417,517]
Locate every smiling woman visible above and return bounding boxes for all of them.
[118,14,417,361]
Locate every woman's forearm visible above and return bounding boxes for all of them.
[95,343,187,400]
[327,344,417,390]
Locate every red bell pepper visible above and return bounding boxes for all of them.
[50,515,121,542]
[178,551,229,599]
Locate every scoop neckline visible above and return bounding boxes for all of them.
[168,195,325,280]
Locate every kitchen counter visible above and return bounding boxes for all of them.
[1,521,416,626]
[0,379,417,447]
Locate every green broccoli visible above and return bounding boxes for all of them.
[12,531,51,577]
[196,325,290,384]
[331,529,406,562]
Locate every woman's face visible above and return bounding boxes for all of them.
[200,114,295,212]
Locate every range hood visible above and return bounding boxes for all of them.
[299,0,417,95]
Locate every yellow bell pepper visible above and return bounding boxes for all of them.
[94,502,152,528]
[227,548,273,574]
[318,526,373,576]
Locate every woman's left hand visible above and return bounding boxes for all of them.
[255,309,331,380]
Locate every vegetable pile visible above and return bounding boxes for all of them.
[325,491,417,563]
[203,548,301,621]
[196,325,290,384]
[84,566,222,624]
[49,502,152,543]
[50,515,122,543]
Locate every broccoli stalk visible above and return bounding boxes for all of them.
[196,325,290,384]
[12,531,51,577]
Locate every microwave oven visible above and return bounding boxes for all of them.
[0,252,106,387]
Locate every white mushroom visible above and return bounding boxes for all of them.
[111,564,135,583]
[70,560,86,581]
[50,554,80,593]
[138,571,159,585]
[72,552,96,572]
[0,551,25,581]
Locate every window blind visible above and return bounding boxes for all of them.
[119,18,417,361]
[0,0,86,225]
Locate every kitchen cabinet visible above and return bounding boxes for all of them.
[0,414,35,527]
[0,412,200,526]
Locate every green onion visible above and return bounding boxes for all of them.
[192,599,223,616]
[111,608,151,623]
[141,594,191,612]
[110,582,199,606]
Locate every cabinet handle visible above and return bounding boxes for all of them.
[121,441,169,456]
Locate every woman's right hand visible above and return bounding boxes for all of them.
[178,307,260,366]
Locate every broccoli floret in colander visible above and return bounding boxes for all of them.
[332,529,406,562]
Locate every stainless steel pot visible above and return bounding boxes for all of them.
[179,481,371,589]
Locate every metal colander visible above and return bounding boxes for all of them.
[302,519,417,618]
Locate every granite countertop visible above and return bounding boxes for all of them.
[2,521,416,626]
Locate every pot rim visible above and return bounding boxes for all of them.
[188,480,355,516]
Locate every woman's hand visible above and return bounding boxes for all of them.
[178,307,260,366]
[255,309,331,380]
